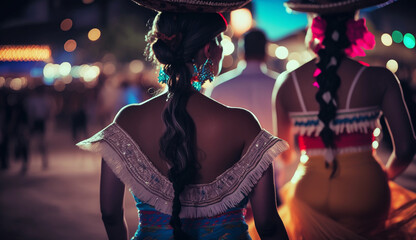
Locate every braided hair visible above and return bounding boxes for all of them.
[145,12,226,239]
[314,13,353,177]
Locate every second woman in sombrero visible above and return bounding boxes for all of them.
[273,0,416,239]
[77,0,289,239]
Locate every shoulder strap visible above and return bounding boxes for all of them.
[292,72,307,112]
[346,66,366,109]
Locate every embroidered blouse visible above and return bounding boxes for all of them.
[288,66,381,156]
[77,122,288,218]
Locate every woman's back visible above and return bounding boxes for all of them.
[115,92,261,184]
[279,58,386,113]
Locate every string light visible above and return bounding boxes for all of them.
[88,28,101,41]
[381,33,392,46]
[0,45,51,62]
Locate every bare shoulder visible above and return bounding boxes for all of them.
[364,66,399,89]
[226,107,262,141]
[114,93,166,129]
[114,104,142,129]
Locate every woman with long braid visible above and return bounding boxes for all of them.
[78,1,289,239]
[273,0,416,239]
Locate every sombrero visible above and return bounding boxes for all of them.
[131,0,251,12]
[284,0,392,14]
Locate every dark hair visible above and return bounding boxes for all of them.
[242,28,267,61]
[145,12,226,240]
[314,13,353,177]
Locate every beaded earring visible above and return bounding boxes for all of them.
[158,67,169,85]
[190,62,201,91]
[191,58,214,91]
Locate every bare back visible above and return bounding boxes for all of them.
[278,58,385,112]
[115,91,261,184]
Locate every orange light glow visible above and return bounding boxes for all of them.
[230,9,252,37]
[88,28,101,41]
[0,45,51,62]
[64,39,77,52]
[60,18,73,31]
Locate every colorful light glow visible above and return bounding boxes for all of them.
[373,128,381,137]
[60,18,73,31]
[83,65,100,82]
[0,77,5,87]
[403,33,415,49]
[10,78,23,91]
[59,62,72,76]
[286,59,300,71]
[392,30,403,43]
[129,60,144,74]
[386,59,398,73]
[0,45,51,62]
[230,8,252,37]
[43,63,59,79]
[372,141,379,149]
[88,28,101,41]
[64,39,77,52]
[381,33,392,46]
[275,46,288,59]
[221,36,235,56]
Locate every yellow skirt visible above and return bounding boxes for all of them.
[274,151,416,240]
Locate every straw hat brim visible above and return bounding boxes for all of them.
[284,0,390,14]
[131,0,251,12]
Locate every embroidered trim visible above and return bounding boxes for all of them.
[77,123,288,218]
[289,107,380,136]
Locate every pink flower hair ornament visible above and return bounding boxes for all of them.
[310,16,376,57]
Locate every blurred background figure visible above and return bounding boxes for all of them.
[9,93,30,174]
[0,88,12,170]
[27,86,52,170]
[206,28,277,134]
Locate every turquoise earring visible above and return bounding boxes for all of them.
[158,67,169,84]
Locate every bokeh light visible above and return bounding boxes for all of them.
[286,59,300,71]
[221,36,235,56]
[386,59,398,73]
[82,0,94,4]
[88,28,101,41]
[10,78,23,91]
[288,52,301,62]
[275,46,289,59]
[392,30,403,43]
[373,128,381,137]
[0,45,51,62]
[403,33,415,49]
[103,62,116,75]
[372,141,379,149]
[43,63,59,79]
[64,39,77,52]
[60,18,73,31]
[0,77,5,87]
[129,60,144,73]
[267,43,278,57]
[222,55,234,69]
[300,154,309,164]
[83,65,100,82]
[59,62,72,76]
[230,8,252,36]
[381,33,392,46]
